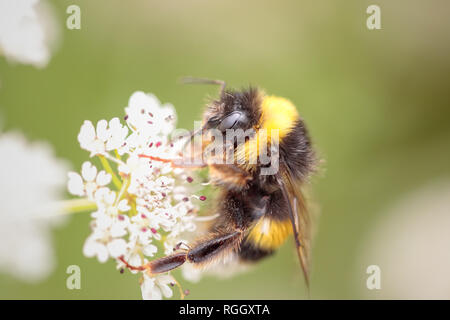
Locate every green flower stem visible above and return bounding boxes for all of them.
[98,155,122,189]
[115,176,130,206]
[114,149,122,161]
[129,197,138,217]
[59,199,97,214]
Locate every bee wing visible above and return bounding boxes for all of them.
[277,172,311,288]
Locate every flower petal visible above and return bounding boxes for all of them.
[96,119,109,141]
[78,120,95,148]
[81,161,97,182]
[141,275,162,300]
[110,220,127,238]
[157,274,174,298]
[107,239,127,258]
[83,237,108,263]
[117,199,130,212]
[96,170,111,186]
[142,244,157,257]
[67,172,84,196]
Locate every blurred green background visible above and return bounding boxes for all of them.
[0,0,449,299]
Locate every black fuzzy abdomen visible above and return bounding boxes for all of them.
[238,239,274,262]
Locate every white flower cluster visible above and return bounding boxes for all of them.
[0,132,68,282]
[68,92,203,299]
[0,0,59,68]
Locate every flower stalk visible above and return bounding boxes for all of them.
[98,155,122,189]
[59,199,98,214]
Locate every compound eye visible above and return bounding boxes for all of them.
[217,112,246,131]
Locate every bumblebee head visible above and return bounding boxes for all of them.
[203,87,262,134]
[195,81,314,180]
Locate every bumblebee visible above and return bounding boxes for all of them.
[121,78,317,286]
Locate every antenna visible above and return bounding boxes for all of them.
[179,76,226,96]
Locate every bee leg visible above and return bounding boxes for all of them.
[147,252,188,274]
[173,241,191,252]
[119,252,187,274]
[186,230,243,265]
[120,230,243,275]
[120,194,251,274]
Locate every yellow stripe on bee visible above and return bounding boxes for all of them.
[259,95,299,139]
[247,218,293,250]
[235,95,299,167]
